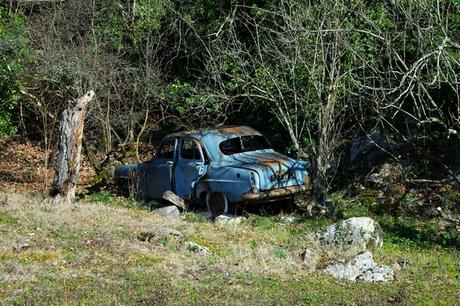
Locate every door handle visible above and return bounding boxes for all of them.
[166,160,174,166]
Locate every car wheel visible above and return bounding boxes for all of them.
[206,192,228,218]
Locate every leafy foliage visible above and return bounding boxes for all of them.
[0,0,459,197]
[0,8,29,138]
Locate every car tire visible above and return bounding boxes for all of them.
[206,192,228,218]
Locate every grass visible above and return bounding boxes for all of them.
[0,211,16,224]
[0,191,459,305]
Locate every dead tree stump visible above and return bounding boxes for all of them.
[50,90,95,204]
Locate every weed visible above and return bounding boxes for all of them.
[247,214,279,230]
[131,253,164,266]
[19,251,59,263]
[84,191,141,209]
[273,247,287,259]
[0,211,15,224]
[183,211,208,223]
[187,234,219,254]
[0,250,14,261]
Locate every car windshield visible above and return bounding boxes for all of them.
[219,135,272,155]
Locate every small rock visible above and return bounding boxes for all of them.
[153,205,181,219]
[14,238,30,252]
[309,217,383,261]
[365,163,403,188]
[392,261,402,272]
[184,241,212,256]
[138,227,184,242]
[301,248,321,270]
[397,258,410,268]
[323,251,394,282]
[215,214,245,227]
[281,215,298,225]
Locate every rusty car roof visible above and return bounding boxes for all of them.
[167,126,260,139]
[166,126,264,161]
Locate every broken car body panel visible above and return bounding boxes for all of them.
[115,126,310,205]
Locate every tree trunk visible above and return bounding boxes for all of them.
[49,90,95,204]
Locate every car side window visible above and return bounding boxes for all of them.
[180,139,201,160]
[157,138,176,160]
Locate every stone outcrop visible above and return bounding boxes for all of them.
[306,217,394,282]
[308,217,383,261]
[323,251,394,282]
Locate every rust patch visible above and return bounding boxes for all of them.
[255,158,289,167]
[242,185,308,201]
[168,126,258,139]
[213,126,256,136]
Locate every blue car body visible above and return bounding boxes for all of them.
[115,126,310,215]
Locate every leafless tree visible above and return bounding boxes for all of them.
[200,0,459,201]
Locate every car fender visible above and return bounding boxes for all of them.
[194,165,258,203]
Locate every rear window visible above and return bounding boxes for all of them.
[219,135,272,155]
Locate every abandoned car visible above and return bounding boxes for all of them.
[115,126,311,216]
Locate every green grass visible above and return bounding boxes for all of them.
[0,191,459,305]
[0,211,16,224]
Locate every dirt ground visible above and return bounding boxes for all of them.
[0,138,96,195]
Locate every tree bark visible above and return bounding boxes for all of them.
[49,90,95,204]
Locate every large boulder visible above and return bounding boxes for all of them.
[306,217,394,282]
[308,217,383,261]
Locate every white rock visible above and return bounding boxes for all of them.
[357,265,394,282]
[184,241,212,256]
[309,217,383,261]
[14,238,30,252]
[324,251,377,281]
[324,251,393,282]
[215,214,245,227]
[281,215,298,225]
[153,205,181,219]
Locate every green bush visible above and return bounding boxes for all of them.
[0,8,30,139]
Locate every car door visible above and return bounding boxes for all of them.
[142,137,177,200]
[173,138,207,199]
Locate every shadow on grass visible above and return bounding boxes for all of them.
[379,216,460,249]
